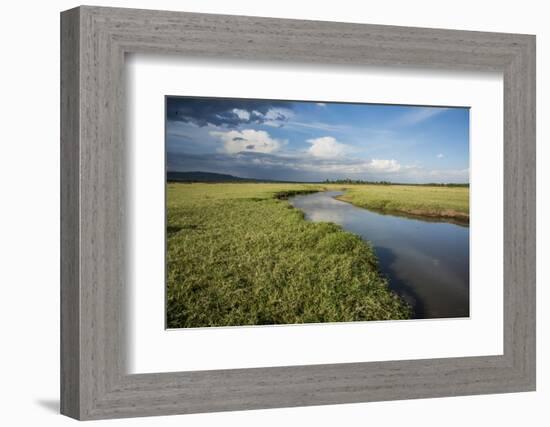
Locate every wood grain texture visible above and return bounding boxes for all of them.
[60,7,80,419]
[60,5,536,420]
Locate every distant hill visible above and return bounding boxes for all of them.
[167,172,469,186]
[167,171,263,183]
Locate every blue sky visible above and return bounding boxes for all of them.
[166,97,469,183]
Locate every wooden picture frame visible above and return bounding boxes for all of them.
[60,5,536,420]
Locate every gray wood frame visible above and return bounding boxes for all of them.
[60,5,536,420]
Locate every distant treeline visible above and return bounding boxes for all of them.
[322,179,469,187]
[167,171,469,187]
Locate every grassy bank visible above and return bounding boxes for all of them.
[167,182,410,328]
[334,184,469,222]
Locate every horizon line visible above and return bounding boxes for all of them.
[167,170,470,186]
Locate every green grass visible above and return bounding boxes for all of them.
[335,184,469,221]
[166,183,410,328]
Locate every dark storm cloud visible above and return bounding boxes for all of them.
[166,97,294,128]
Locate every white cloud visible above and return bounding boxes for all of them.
[262,108,294,127]
[393,166,469,182]
[299,160,465,182]
[306,159,401,174]
[210,129,283,154]
[306,137,401,173]
[222,107,293,126]
[366,159,402,172]
[436,153,444,158]
[316,103,326,107]
[232,108,250,121]
[307,136,348,158]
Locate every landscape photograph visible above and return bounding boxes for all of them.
[166,96,470,328]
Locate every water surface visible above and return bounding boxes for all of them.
[289,191,469,319]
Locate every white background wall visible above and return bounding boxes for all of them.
[0,0,546,425]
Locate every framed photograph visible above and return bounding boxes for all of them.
[60,6,536,420]
[164,96,469,327]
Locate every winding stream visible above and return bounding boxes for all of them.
[289,191,469,319]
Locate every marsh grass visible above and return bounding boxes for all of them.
[335,184,469,221]
[166,183,410,328]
